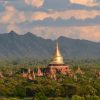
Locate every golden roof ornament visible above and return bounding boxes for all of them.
[51,42,64,64]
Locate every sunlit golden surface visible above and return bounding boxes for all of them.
[51,42,64,64]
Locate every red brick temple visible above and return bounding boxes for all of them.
[21,42,71,80]
[45,42,70,79]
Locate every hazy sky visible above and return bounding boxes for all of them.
[0,0,100,41]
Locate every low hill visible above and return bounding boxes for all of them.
[0,31,100,59]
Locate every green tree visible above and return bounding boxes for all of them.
[81,85,96,96]
[86,95,100,100]
[71,95,85,100]
[14,85,26,98]
[33,92,48,100]
[61,84,80,97]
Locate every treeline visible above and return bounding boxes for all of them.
[0,75,100,100]
[0,59,100,100]
[0,58,100,68]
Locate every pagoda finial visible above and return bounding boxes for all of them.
[56,41,61,57]
[51,42,64,64]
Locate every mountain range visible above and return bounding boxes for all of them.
[0,31,100,59]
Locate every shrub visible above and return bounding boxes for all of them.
[33,92,48,100]
[71,95,85,100]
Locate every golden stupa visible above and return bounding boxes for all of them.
[46,42,69,75]
[51,42,64,64]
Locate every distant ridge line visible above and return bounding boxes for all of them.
[0,31,100,59]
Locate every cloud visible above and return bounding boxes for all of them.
[26,25,100,42]
[31,12,49,20]
[0,0,8,5]
[0,5,26,24]
[7,22,21,33]
[25,16,100,27]
[0,6,15,23]
[0,0,99,42]
[31,10,100,21]
[70,0,99,7]
[24,0,44,8]
[0,5,100,24]
[3,23,100,42]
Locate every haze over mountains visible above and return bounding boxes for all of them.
[0,31,100,59]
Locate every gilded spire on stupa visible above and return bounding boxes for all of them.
[51,42,64,64]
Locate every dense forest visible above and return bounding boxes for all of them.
[0,59,100,100]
